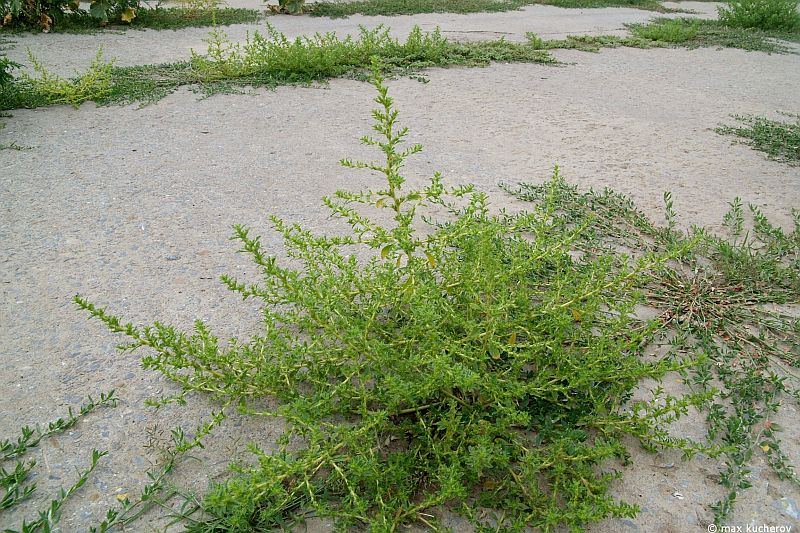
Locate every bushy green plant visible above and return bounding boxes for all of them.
[718,0,800,31]
[629,17,700,42]
[192,24,480,81]
[0,48,113,109]
[77,63,716,532]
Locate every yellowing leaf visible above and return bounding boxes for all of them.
[380,245,391,260]
[120,7,136,22]
[425,251,436,268]
[39,13,52,31]
[3,13,13,24]
[508,332,517,345]
[375,197,386,208]
[402,276,415,294]
[760,444,771,452]
[483,479,499,490]
[396,256,402,267]
[116,493,129,502]
[571,308,582,322]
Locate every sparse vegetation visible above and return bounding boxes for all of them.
[0,24,557,110]
[507,179,800,525]
[0,392,118,532]
[627,18,798,51]
[717,112,800,165]
[4,15,798,113]
[310,0,679,18]
[528,18,796,53]
[56,7,261,32]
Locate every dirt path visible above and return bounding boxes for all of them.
[1,5,799,532]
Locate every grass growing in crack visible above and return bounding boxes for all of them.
[0,48,114,110]
[0,140,31,150]
[88,425,214,533]
[310,0,677,18]
[529,18,799,53]
[508,178,800,525]
[717,112,800,165]
[630,16,702,42]
[0,392,118,530]
[626,18,798,51]
[6,450,108,533]
[0,24,556,110]
[3,15,797,112]
[1,391,118,460]
[75,61,719,532]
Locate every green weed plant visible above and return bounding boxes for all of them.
[718,0,800,31]
[509,178,800,524]
[310,0,676,18]
[717,112,800,165]
[1,48,114,109]
[0,392,118,532]
[2,18,795,113]
[77,64,716,532]
[626,17,795,51]
[190,23,552,82]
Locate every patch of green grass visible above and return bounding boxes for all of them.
[535,32,657,51]
[310,0,678,18]
[717,112,800,165]
[0,7,261,33]
[529,17,796,52]
[3,17,796,113]
[627,18,797,51]
[629,16,701,42]
[0,24,557,110]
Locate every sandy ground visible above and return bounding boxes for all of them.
[1,3,800,532]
